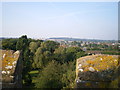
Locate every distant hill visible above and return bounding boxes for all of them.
[0,37,117,43]
[0,37,18,40]
[49,37,117,42]
[0,37,7,40]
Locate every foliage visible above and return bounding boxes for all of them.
[2,38,18,50]
[16,35,33,85]
[29,42,39,53]
[101,51,120,55]
[4,35,119,88]
[61,61,76,88]
[35,60,63,88]
[33,48,45,69]
[35,60,76,89]
[32,41,59,69]
[54,47,67,63]
[76,51,86,59]
[40,40,60,53]
[16,35,28,50]
[62,70,76,88]
[53,47,85,63]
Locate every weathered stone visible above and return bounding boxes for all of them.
[76,54,119,88]
[1,50,22,88]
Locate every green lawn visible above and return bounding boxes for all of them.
[22,70,39,88]
[29,70,39,83]
[29,70,39,75]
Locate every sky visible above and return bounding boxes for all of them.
[1,2,118,40]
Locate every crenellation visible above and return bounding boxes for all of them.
[1,50,22,88]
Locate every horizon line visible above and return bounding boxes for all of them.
[0,36,118,41]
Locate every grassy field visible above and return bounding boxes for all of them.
[23,70,39,88]
[29,70,39,84]
[29,70,39,77]
[30,70,39,88]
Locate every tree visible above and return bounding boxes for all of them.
[16,35,32,85]
[35,60,63,88]
[33,47,44,69]
[61,61,76,88]
[33,47,52,69]
[16,35,28,50]
[66,47,83,61]
[2,38,18,50]
[29,42,38,53]
[62,70,75,88]
[75,51,86,59]
[40,41,59,53]
[43,51,52,62]
[54,47,67,63]
[33,41,59,69]
[66,47,82,54]
[71,41,78,46]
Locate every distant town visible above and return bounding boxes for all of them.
[1,37,119,55]
[45,37,120,55]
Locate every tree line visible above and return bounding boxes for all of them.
[1,35,86,88]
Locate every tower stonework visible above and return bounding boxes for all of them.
[76,54,119,88]
[1,50,22,88]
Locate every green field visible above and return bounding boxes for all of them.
[29,70,39,83]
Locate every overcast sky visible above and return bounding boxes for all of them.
[1,2,118,40]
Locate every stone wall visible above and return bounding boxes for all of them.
[1,50,22,88]
[76,54,119,88]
